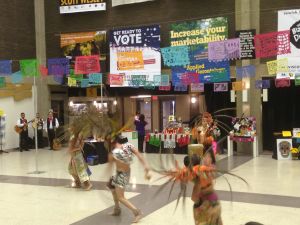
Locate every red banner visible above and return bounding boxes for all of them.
[254,30,290,58]
[275,78,290,88]
[75,55,100,74]
[109,74,124,86]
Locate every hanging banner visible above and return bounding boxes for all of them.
[48,58,70,76]
[254,30,290,58]
[159,85,171,91]
[174,84,187,92]
[160,74,170,86]
[208,38,241,61]
[275,78,290,88]
[59,0,106,14]
[0,77,5,88]
[232,81,245,91]
[109,74,124,85]
[236,65,256,78]
[267,58,289,75]
[39,65,48,77]
[277,9,300,79]
[11,71,23,84]
[255,80,271,89]
[60,31,106,72]
[190,83,204,92]
[112,0,154,7]
[89,73,102,84]
[110,25,161,86]
[170,17,230,83]
[236,29,256,59]
[86,87,97,97]
[80,79,90,88]
[75,55,100,74]
[161,46,190,66]
[0,60,12,76]
[295,74,300,86]
[68,77,77,87]
[20,59,38,77]
[214,82,228,92]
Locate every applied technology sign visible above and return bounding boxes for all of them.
[59,0,106,14]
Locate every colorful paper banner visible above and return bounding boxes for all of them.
[53,75,65,84]
[39,65,48,77]
[232,81,245,91]
[254,30,291,58]
[48,58,69,76]
[11,71,23,84]
[20,59,38,77]
[236,65,256,78]
[275,78,290,88]
[161,46,190,66]
[109,74,124,86]
[174,84,187,92]
[86,87,97,97]
[159,85,171,91]
[75,55,100,74]
[68,77,77,87]
[0,77,5,88]
[191,83,204,92]
[80,79,89,88]
[295,74,300,86]
[0,60,12,75]
[208,38,241,61]
[214,82,228,92]
[89,73,102,84]
[267,58,289,75]
[255,80,271,89]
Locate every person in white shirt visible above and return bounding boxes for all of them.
[16,112,29,152]
[46,112,59,150]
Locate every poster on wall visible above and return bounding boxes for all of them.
[59,0,106,14]
[236,29,256,59]
[109,25,161,86]
[276,139,292,160]
[60,31,107,71]
[277,9,300,79]
[169,17,230,83]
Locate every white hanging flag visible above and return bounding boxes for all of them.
[112,0,155,7]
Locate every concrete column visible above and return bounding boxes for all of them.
[34,0,50,119]
[152,99,160,132]
[235,0,262,154]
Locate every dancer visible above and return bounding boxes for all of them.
[68,127,92,190]
[107,135,151,223]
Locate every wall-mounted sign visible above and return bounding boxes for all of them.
[59,0,106,14]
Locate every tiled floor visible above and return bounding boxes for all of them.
[0,148,299,225]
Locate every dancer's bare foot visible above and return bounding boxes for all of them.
[71,181,81,188]
[132,209,142,223]
[109,207,121,216]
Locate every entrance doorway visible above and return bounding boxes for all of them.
[160,99,176,131]
[137,100,152,131]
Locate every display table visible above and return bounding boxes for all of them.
[122,131,138,148]
[145,133,190,154]
[82,141,108,164]
[227,136,259,157]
